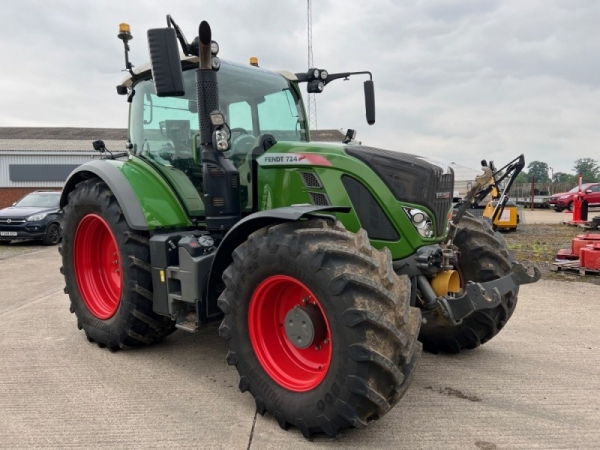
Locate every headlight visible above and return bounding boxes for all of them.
[27,213,47,222]
[313,69,320,79]
[211,56,221,70]
[559,195,570,199]
[214,129,229,151]
[403,207,434,238]
[210,40,219,55]
[320,70,328,80]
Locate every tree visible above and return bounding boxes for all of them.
[514,170,530,184]
[573,158,600,182]
[526,161,550,183]
[553,172,576,183]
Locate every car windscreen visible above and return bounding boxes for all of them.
[568,184,593,193]
[15,193,60,208]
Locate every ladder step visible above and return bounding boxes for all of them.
[175,312,197,333]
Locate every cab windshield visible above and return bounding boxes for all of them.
[129,61,307,215]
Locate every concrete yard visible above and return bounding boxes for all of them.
[0,247,599,449]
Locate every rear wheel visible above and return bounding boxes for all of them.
[60,177,175,350]
[219,219,422,437]
[419,214,518,353]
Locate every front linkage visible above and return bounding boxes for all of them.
[422,154,540,330]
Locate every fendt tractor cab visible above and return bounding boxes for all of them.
[59,16,540,437]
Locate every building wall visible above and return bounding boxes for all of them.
[0,153,99,188]
[0,187,58,208]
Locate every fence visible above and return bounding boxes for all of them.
[509,182,576,198]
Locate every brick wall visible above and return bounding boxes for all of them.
[0,188,58,208]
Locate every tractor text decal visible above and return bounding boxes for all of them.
[257,153,332,167]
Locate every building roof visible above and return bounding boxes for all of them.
[0,127,346,152]
[0,127,127,140]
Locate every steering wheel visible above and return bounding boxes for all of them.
[230,127,250,135]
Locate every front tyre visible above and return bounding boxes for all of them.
[61,178,175,350]
[419,214,518,353]
[41,222,61,246]
[218,219,422,438]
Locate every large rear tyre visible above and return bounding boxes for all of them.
[61,178,175,350]
[419,214,518,353]
[218,219,422,438]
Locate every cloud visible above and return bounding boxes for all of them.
[0,0,598,174]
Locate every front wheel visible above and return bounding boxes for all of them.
[41,222,61,246]
[218,219,421,438]
[61,177,175,350]
[419,214,518,353]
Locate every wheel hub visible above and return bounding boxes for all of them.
[284,304,326,349]
[248,275,332,392]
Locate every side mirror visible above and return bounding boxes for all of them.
[364,80,375,125]
[147,28,185,97]
[586,189,592,194]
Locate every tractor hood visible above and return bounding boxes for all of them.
[256,140,454,237]
[343,145,454,236]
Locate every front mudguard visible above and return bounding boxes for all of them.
[423,262,541,326]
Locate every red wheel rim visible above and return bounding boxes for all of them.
[248,275,332,392]
[73,214,122,320]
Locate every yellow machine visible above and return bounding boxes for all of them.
[482,186,519,231]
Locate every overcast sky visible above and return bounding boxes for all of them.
[0,0,598,174]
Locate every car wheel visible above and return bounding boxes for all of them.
[567,201,574,212]
[42,223,61,246]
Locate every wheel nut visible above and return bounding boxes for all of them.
[315,344,321,351]
[323,338,329,345]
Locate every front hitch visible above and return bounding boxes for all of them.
[423,262,541,326]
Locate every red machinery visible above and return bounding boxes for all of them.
[556,233,600,261]
[580,243,600,271]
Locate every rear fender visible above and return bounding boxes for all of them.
[60,160,147,230]
[60,159,193,231]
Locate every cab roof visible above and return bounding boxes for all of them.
[119,55,298,88]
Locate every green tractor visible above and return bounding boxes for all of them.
[59,16,540,437]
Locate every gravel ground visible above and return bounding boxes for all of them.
[502,223,600,286]
[0,240,50,260]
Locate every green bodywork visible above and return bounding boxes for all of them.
[103,157,194,229]
[255,142,445,259]
[99,139,446,260]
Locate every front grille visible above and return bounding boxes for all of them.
[342,176,399,241]
[309,192,330,206]
[345,146,454,236]
[207,164,224,178]
[300,172,323,188]
[0,219,26,225]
